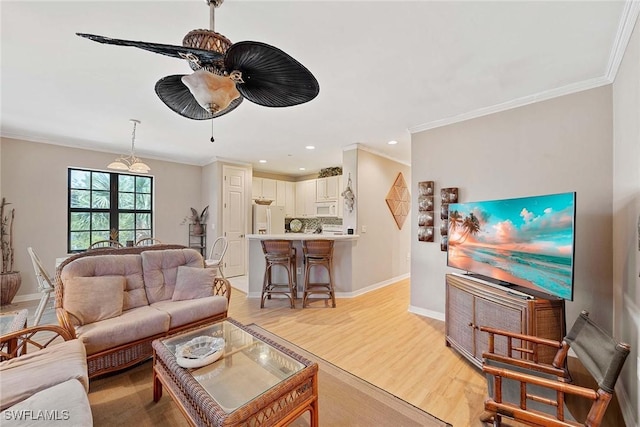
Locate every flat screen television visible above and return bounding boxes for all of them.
[446,192,576,300]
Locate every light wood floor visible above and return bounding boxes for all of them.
[3,277,624,426]
[225,278,489,426]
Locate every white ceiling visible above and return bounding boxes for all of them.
[1,1,635,177]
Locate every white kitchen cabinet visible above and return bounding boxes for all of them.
[316,176,339,201]
[276,180,296,217]
[252,177,277,201]
[295,179,316,217]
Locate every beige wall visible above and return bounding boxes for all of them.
[350,148,411,292]
[612,14,640,425]
[410,86,614,332]
[0,137,203,299]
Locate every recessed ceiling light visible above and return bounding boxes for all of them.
[305,145,315,150]
[388,140,398,145]
[299,167,306,171]
[259,159,267,163]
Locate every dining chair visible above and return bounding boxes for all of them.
[135,237,163,246]
[88,240,124,250]
[205,236,228,278]
[26,247,55,326]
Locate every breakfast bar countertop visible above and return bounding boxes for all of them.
[246,233,359,240]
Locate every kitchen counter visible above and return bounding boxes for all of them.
[246,234,358,299]
[246,233,359,240]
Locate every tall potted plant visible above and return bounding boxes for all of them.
[1,197,21,305]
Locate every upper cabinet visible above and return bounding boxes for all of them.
[316,176,339,201]
[252,177,277,201]
[276,180,296,218]
[295,179,316,217]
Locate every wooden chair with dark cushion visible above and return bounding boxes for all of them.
[480,310,630,426]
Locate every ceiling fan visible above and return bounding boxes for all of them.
[77,0,319,121]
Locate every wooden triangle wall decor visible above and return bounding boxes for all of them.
[385,172,410,229]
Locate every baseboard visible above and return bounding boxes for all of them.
[247,273,410,299]
[337,273,410,298]
[10,292,41,303]
[408,305,445,322]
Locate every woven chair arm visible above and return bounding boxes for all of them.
[480,326,563,348]
[0,325,74,360]
[56,308,77,339]
[213,277,232,304]
[483,364,598,401]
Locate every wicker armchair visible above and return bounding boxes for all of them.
[480,311,630,427]
[1,324,73,360]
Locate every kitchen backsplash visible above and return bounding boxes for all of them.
[285,217,342,232]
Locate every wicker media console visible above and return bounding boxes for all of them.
[445,273,565,368]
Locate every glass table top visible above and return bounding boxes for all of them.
[159,320,305,413]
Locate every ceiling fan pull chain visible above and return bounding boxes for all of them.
[210,119,215,143]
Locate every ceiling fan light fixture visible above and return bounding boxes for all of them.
[181,69,241,113]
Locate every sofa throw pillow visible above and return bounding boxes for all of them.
[63,276,125,325]
[172,266,216,301]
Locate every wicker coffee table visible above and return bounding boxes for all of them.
[152,318,318,427]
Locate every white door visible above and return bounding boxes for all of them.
[223,166,247,278]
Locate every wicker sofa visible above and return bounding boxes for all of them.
[0,325,93,426]
[55,244,231,378]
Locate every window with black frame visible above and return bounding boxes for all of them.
[68,168,153,252]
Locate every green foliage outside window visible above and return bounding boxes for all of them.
[68,168,153,252]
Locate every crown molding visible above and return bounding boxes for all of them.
[606,0,640,80]
[410,1,640,135]
[342,143,410,167]
[409,76,611,134]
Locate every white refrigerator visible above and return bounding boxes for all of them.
[252,205,285,234]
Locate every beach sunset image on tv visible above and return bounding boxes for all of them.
[447,192,576,300]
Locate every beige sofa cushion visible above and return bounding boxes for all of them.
[4,379,92,427]
[63,276,125,325]
[0,339,88,411]
[172,266,217,301]
[151,295,228,329]
[75,306,170,355]
[141,249,204,303]
[61,254,148,310]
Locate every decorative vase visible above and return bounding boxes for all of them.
[0,272,22,305]
[192,222,204,236]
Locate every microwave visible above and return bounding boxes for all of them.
[315,201,337,217]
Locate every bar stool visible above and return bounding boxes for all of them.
[302,240,336,308]
[260,240,296,308]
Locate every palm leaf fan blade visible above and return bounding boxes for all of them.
[155,75,242,120]
[76,33,224,66]
[224,41,319,107]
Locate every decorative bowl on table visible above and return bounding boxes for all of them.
[175,336,225,369]
[254,199,273,205]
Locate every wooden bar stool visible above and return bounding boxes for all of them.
[260,240,296,308]
[302,240,336,308]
